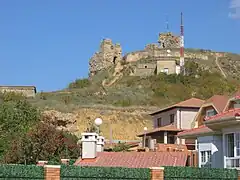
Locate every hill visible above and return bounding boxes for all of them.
[16,34,240,140]
[28,54,240,140]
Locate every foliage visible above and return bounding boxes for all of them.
[148,61,238,103]
[164,166,238,180]
[112,142,131,152]
[3,120,80,164]
[0,100,41,158]
[0,91,26,102]
[0,164,44,179]
[61,166,151,180]
[68,78,90,89]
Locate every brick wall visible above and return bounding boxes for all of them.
[150,167,164,180]
[44,165,60,180]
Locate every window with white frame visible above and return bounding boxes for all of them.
[225,132,240,168]
[200,150,211,168]
[163,68,169,74]
[233,100,240,108]
[205,109,216,117]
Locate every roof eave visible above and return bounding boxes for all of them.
[204,116,238,126]
[150,106,200,116]
[178,131,220,139]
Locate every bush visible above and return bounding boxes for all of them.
[61,166,151,180]
[164,166,238,180]
[0,164,44,179]
[68,78,90,89]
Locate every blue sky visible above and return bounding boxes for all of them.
[0,0,239,92]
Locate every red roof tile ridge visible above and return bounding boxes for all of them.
[205,108,240,121]
[176,97,204,106]
[178,125,206,135]
[234,95,240,99]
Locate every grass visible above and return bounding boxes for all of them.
[21,50,240,139]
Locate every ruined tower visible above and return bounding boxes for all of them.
[158,32,181,49]
[89,39,122,77]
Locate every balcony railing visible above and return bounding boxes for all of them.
[226,157,240,168]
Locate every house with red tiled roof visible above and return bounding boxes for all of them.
[178,92,240,169]
[76,132,188,168]
[137,98,204,151]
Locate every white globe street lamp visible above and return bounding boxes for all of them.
[94,118,103,126]
[94,118,103,134]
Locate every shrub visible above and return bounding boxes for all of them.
[0,165,44,179]
[68,78,90,89]
[61,166,151,180]
[164,166,238,180]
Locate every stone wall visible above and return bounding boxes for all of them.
[158,32,180,48]
[157,60,176,74]
[89,39,122,77]
[0,86,36,97]
[134,63,156,76]
[88,33,221,77]
[124,46,209,63]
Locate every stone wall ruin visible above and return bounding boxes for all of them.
[89,39,122,77]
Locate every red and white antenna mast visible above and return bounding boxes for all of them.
[180,12,185,75]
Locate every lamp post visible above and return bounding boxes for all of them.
[94,118,103,134]
[143,127,148,148]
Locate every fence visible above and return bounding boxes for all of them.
[0,164,238,180]
[61,166,151,180]
[164,166,238,180]
[0,164,44,179]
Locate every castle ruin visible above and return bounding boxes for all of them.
[89,39,122,77]
[89,32,213,77]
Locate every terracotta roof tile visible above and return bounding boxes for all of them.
[205,108,240,121]
[150,98,204,115]
[177,125,213,137]
[137,124,182,137]
[75,152,187,168]
[203,95,229,113]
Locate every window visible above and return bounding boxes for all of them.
[157,118,162,127]
[233,100,240,108]
[200,151,211,168]
[163,68,169,74]
[225,132,240,168]
[226,133,234,157]
[206,109,216,117]
[168,136,175,144]
[170,114,175,124]
[144,65,147,68]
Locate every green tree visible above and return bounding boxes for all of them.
[112,142,131,152]
[0,100,40,157]
[3,120,80,164]
[68,78,90,89]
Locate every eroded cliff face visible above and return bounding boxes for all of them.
[43,107,153,140]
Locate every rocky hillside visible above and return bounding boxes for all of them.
[28,34,240,140]
[28,50,240,140]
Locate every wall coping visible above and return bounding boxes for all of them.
[44,165,61,168]
[150,167,164,170]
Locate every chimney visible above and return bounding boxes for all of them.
[81,132,98,159]
[61,159,70,165]
[37,160,48,166]
[96,135,105,152]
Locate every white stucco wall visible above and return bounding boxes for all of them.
[197,135,223,168]
[152,107,199,129]
[153,109,178,128]
[180,108,199,129]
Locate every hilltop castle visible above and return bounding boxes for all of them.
[89,32,215,77]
